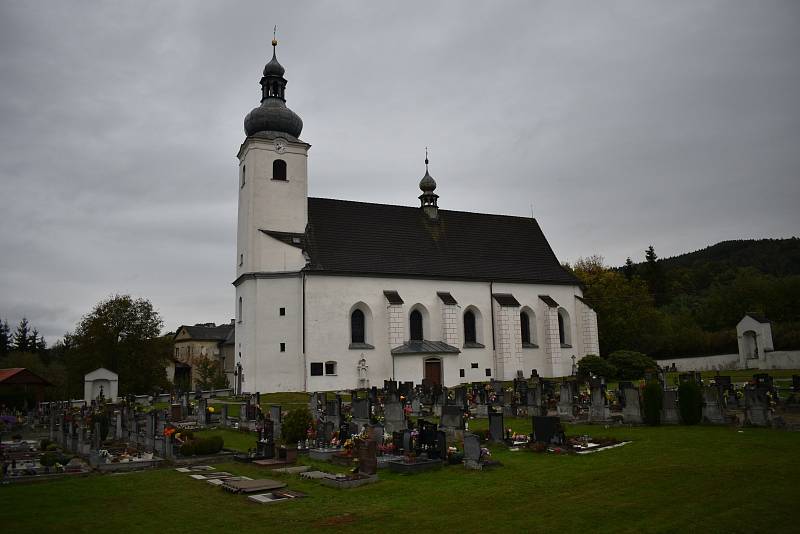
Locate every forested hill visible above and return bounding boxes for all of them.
[573,237,800,358]
[641,238,800,278]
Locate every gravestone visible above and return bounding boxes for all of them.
[488,411,504,443]
[793,375,800,393]
[440,405,465,430]
[463,433,481,463]
[702,387,725,424]
[589,384,609,422]
[745,386,769,426]
[557,383,574,420]
[411,398,421,417]
[402,429,412,452]
[662,390,680,424]
[622,387,643,424]
[220,404,229,427]
[196,398,208,426]
[115,410,123,440]
[257,420,275,459]
[352,397,370,420]
[384,401,405,434]
[367,423,384,445]
[269,405,282,443]
[532,416,561,444]
[170,404,183,422]
[357,439,378,476]
[392,431,404,453]
[326,397,342,428]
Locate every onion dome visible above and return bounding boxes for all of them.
[244,38,303,138]
[418,149,439,219]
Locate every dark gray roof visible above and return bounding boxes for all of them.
[539,295,559,308]
[223,327,235,345]
[384,290,404,305]
[391,340,461,355]
[304,198,579,284]
[745,313,770,324]
[493,293,520,307]
[261,230,304,248]
[437,292,458,305]
[175,323,234,342]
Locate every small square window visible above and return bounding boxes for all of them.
[279,307,286,316]
[280,343,286,352]
[485,368,492,377]
[310,363,323,376]
[325,361,337,375]
[471,363,479,369]
[459,369,465,378]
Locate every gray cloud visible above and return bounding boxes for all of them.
[1,1,798,340]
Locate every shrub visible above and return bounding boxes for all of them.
[179,436,224,456]
[577,355,616,379]
[678,381,703,425]
[281,407,312,445]
[607,350,657,380]
[642,381,663,426]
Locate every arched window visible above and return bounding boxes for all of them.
[521,312,531,344]
[351,309,365,344]
[273,159,287,180]
[558,308,571,347]
[464,310,476,344]
[410,310,423,341]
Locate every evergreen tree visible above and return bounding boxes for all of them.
[623,257,635,279]
[0,318,10,357]
[642,245,668,306]
[12,317,31,352]
[31,329,47,353]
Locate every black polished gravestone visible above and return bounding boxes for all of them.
[416,419,439,454]
[753,373,773,389]
[794,375,800,393]
[392,431,404,453]
[488,411,504,443]
[714,376,732,387]
[532,416,562,444]
[257,420,275,459]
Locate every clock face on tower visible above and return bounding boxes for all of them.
[274,140,286,153]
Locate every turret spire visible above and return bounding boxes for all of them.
[419,148,439,220]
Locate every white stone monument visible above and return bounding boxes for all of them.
[736,314,773,369]
[84,367,119,403]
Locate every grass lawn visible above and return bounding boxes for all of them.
[3,421,797,533]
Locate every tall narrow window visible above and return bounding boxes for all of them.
[464,311,476,344]
[558,313,565,345]
[351,309,365,344]
[238,297,243,323]
[521,312,531,344]
[273,159,287,181]
[240,165,246,188]
[410,310,423,341]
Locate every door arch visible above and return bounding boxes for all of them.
[424,358,442,386]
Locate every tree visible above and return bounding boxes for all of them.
[607,350,657,380]
[194,359,229,390]
[641,245,668,306]
[0,318,10,357]
[577,355,616,379]
[12,317,31,352]
[66,295,171,397]
[623,257,635,279]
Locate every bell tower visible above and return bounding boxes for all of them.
[234,34,310,393]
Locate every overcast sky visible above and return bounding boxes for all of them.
[1,1,798,341]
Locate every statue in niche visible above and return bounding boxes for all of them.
[357,355,369,389]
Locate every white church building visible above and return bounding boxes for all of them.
[233,39,599,393]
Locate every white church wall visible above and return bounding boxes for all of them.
[492,282,590,377]
[236,275,304,393]
[304,275,498,390]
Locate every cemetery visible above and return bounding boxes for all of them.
[2,371,800,531]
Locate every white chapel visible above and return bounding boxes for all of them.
[233,39,599,393]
